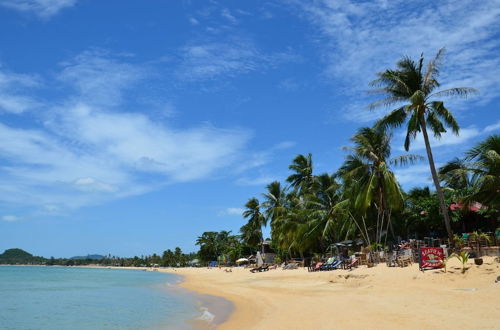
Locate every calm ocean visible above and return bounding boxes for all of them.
[0,266,219,330]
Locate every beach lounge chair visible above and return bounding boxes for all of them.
[329,260,342,270]
[250,265,269,273]
[249,265,262,273]
[342,257,358,270]
[320,258,341,271]
[308,262,323,272]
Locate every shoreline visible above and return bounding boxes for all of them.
[161,257,500,329]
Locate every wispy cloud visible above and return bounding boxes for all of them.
[176,39,260,81]
[394,164,434,188]
[221,8,237,24]
[235,174,279,186]
[0,51,251,211]
[394,122,499,152]
[58,50,146,106]
[218,207,244,216]
[176,37,298,82]
[2,215,21,222]
[484,120,500,133]
[0,0,77,19]
[399,127,481,152]
[288,0,500,122]
[0,69,40,113]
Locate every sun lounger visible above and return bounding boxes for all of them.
[308,262,323,272]
[250,265,269,273]
[342,257,358,270]
[319,258,341,271]
[324,259,342,271]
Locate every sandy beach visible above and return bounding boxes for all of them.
[162,257,500,329]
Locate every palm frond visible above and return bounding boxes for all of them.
[429,101,459,134]
[426,111,446,137]
[404,112,420,151]
[374,106,408,131]
[428,87,478,99]
[423,47,445,93]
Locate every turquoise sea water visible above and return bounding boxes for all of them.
[0,266,213,330]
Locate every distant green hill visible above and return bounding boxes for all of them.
[71,254,105,260]
[0,248,46,264]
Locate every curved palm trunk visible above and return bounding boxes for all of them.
[419,117,453,239]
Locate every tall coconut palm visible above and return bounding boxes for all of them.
[338,127,421,245]
[371,48,477,239]
[286,153,315,193]
[240,198,266,247]
[261,181,287,229]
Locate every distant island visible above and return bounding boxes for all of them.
[0,248,196,267]
[0,248,46,265]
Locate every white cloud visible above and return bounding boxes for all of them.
[58,50,145,106]
[236,175,278,186]
[0,0,77,18]
[288,0,500,122]
[394,121,499,152]
[484,120,500,133]
[176,39,261,81]
[221,8,237,24]
[399,126,481,151]
[2,215,20,222]
[218,207,244,216]
[394,164,433,187]
[176,38,298,82]
[0,52,252,211]
[0,69,40,114]
[189,17,199,25]
[273,141,296,150]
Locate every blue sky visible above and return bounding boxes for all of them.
[0,0,499,257]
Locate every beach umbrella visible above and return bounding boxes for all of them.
[236,258,249,264]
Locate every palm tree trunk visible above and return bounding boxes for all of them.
[419,117,453,239]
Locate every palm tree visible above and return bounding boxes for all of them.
[465,135,500,208]
[261,181,287,228]
[371,48,477,239]
[240,198,266,247]
[305,173,351,246]
[338,127,421,245]
[287,153,315,193]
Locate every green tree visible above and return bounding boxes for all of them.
[287,153,314,193]
[465,135,500,208]
[195,232,219,262]
[372,48,477,239]
[240,197,266,247]
[338,127,420,245]
[261,181,287,233]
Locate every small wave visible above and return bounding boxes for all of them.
[197,307,215,323]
